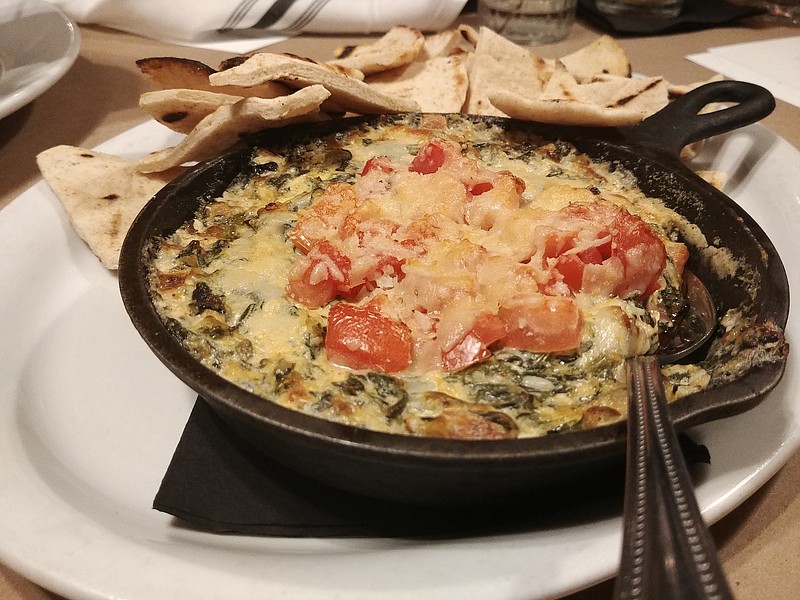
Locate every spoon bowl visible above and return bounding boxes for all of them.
[659,270,718,364]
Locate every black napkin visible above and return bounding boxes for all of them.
[578,0,766,36]
[154,397,709,537]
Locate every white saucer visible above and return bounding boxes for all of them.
[0,0,81,120]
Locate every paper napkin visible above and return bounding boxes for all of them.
[688,36,800,109]
[153,398,709,537]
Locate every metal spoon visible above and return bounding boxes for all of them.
[613,271,734,600]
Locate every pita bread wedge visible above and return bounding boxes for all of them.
[558,35,631,83]
[669,77,725,159]
[490,89,654,127]
[366,55,469,113]
[208,52,419,114]
[137,85,331,173]
[329,26,424,75]
[583,74,668,114]
[667,74,725,97]
[492,62,668,127]
[535,64,583,101]
[419,28,472,60]
[36,146,183,270]
[457,24,479,48]
[540,66,668,111]
[284,52,366,81]
[136,56,215,89]
[136,56,291,98]
[696,170,728,190]
[139,89,244,134]
[464,27,551,116]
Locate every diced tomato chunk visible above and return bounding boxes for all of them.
[554,242,613,293]
[471,312,508,344]
[441,332,491,373]
[441,313,507,372]
[469,181,494,196]
[409,141,446,174]
[288,183,358,253]
[579,242,611,264]
[539,228,574,261]
[315,240,351,273]
[499,296,582,354]
[553,254,585,292]
[550,203,665,299]
[611,211,666,298]
[375,254,406,280]
[285,241,351,308]
[502,170,526,196]
[326,303,413,373]
[361,156,396,176]
[665,240,689,274]
[286,263,337,308]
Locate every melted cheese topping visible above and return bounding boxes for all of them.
[149,114,712,439]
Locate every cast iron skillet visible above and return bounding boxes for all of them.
[119,81,789,506]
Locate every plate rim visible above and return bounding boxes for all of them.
[0,0,81,120]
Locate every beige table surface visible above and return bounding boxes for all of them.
[1,12,798,600]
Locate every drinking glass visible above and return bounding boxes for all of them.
[477,0,578,45]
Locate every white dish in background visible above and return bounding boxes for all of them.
[0,0,80,120]
[0,121,798,600]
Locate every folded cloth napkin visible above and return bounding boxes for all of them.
[578,0,766,35]
[49,0,469,42]
[153,397,709,537]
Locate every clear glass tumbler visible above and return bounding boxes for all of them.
[477,0,578,45]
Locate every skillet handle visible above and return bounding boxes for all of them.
[623,80,775,158]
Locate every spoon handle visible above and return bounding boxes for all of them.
[613,356,734,600]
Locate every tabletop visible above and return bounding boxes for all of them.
[1,10,798,600]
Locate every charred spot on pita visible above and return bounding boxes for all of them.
[161,111,189,123]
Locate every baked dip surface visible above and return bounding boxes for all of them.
[147,114,726,440]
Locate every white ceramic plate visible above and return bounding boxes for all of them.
[0,0,80,120]
[0,121,798,600]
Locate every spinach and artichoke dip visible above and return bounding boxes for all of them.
[147,113,739,440]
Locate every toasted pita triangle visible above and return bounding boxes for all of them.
[490,89,656,127]
[137,85,331,173]
[492,58,668,127]
[540,64,668,111]
[456,24,480,47]
[136,56,290,98]
[329,26,424,75]
[667,74,725,97]
[37,146,183,269]
[208,53,419,114]
[366,55,469,113]
[588,75,668,114]
[139,89,244,134]
[537,63,582,101]
[558,35,631,83]
[464,27,551,116]
[419,28,473,60]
